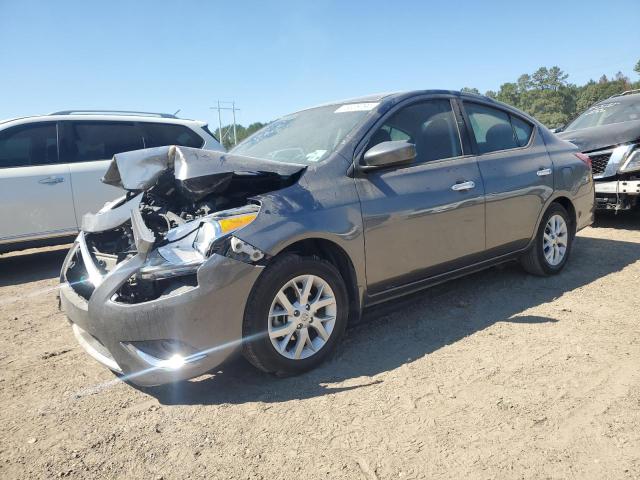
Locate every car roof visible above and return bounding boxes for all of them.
[0,112,206,128]
[296,89,538,124]
[595,91,640,106]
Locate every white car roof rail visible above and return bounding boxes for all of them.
[49,110,179,118]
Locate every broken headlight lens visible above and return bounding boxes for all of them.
[138,209,259,280]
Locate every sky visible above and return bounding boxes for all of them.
[1,0,639,127]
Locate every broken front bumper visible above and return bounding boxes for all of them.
[59,234,263,387]
[594,180,640,195]
[594,179,640,210]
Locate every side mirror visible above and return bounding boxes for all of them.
[360,140,416,171]
[550,125,565,134]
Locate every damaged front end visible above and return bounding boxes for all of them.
[69,145,304,303]
[585,144,640,210]
[59,146,304,385]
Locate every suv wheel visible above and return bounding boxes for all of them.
[242,254,348,375]
[521,202,573,276]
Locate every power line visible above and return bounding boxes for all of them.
[210,101,240,146]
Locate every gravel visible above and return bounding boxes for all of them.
[1,212,639,479]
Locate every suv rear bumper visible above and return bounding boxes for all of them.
[59,237,263,387]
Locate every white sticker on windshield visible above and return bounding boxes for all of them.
[306,150,327,162]
[334,102,379,113]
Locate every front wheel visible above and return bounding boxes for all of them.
[242,254,348,375]
[520,203,573,276]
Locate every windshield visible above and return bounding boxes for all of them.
[565,96,640,131]
[230,103,378,164]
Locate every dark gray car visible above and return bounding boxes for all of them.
[59,90,595,386]
[557,90,640,210]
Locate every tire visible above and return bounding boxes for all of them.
[242,253,349,375]
[520,202,574,276]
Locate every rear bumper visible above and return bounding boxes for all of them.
[59,238,263,386]
[572,184,595,232]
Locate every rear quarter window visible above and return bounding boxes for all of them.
[140,123,204,148]
[510,115,533,147]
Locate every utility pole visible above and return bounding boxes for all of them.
[210,101,240,147]
[232,101,238,145]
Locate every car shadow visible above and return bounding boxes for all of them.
[141,234,640,406]
[0,246,69,287]
[592,210,640,230]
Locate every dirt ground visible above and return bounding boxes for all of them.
[1,212,639,480]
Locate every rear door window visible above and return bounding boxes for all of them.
[464,103,520,154]
[140,123,204,148]
[0,123,58,167]
[60,121,144,162]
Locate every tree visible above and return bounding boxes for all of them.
[575,74,634,112]
[214,121,266,149]
[494,82,520,108]
[460,87,480,94]
[483,66,575,128]
[634,59,640,77]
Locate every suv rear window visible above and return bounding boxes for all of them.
[140,123,204,148]
[60,121,144,162]
[0,123,58,167]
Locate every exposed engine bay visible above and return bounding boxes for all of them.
[66,146,305,303]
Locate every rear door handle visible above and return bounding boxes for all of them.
[537,168,552,177]
[38,176,65,185]
[451,181,475,191]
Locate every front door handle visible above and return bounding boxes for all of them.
[537,168,552,177]
[451,181,475,191]
[38,176,65,185]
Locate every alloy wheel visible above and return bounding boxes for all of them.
[268,274,337,360]
[543,214,568,266]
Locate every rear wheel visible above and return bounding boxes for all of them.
[242,254,348,375]
[521,203,573,276]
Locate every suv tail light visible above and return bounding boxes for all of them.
[575,152,592,170]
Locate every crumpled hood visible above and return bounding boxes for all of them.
[102,145,306,201]
[558,119,640,152]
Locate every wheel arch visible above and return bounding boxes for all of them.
[526,195,577,251]
[552,196,577,233]
[276,237,362,323]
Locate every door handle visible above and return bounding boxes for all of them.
[451,181,475,191]
[536,168,552,177]
[38,176,65,185]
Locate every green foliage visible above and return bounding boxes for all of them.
[575,74,633,112]
[214,121,266,150]
[466,61,640,128]
[218,60,640,144]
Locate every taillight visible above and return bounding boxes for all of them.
[575,152,591,170]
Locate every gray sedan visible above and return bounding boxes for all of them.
[59,90,595,386]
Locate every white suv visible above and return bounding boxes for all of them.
[0,110,224,253]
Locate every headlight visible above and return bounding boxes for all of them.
[619,147,640,173]
[138,206,259,280]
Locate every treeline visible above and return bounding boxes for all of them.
[213,121,266,149]
[463,60,640,128]
[216,60,640,145]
